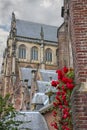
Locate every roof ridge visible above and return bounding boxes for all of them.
[16,18,58,28]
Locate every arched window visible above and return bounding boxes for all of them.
[19,45,26,59]
[31,47,38,60]
[45,48,52,62]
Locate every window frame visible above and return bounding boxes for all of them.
[18,45,26,59]
[31,46,38,60]
[45,48,52,62]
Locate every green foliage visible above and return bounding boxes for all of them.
[66,70,74,79]
[0,94,25,130]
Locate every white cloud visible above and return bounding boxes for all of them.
[0,28,8,50]
[0,28,9,69]
[0,0,63,26]
[40,0,52,8]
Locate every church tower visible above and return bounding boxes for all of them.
[58,0,73,69]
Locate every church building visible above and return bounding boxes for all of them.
[1,12,58,110]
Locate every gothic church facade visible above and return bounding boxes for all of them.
[1,13,58,110]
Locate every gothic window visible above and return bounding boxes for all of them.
[31,46,38,60]
[45,48,52,62]
[19,45,26,59]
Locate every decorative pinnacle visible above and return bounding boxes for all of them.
[40,26,44,40]
[12,12,15,21]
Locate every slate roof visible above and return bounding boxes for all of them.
[37,80,57,93]
[32,93,49,105]
[15,111,49,130]
[39,69,57,81]
[20,68,57,87]
[20,67,33,87]
[37,81,49,93]
[16,19,58,43]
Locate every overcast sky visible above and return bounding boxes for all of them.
[0,0,64,70]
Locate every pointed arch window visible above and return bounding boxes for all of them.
[31,47,38,60]
[19,45,26,59]
[46,48,52,62]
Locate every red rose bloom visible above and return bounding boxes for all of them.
[51,80,59,87]
[52,110,57,117]
[62,126,70,130]
[66,83,74,90]
[65,127,71,130]
[62,108,70,119]
[61,85,66,91]
[58,75,62,80]
[53,102,59,107]
[62,77,68,84]
[62,113,68,119]
[68,78,73,83]
[59,105,63,109]
[64,100,68,106]
[61,90,66,96]
[51,122,58,130]
[62,95,66,101]
[56,70,63,80]
[55,95,61,102]
[56,91,61,95]
[63,66,68,73]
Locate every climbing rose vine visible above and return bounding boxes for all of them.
[51,66,74,130]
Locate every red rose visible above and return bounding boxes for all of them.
[62,126,70,130]
[56,70,63,80]
[58,75,63,80]
[67,78,73,83]
[62,125,66,129]
[62,95,66,101]
[51,80,59,87]
[65,127,71,130]
[52,110,57,117]
[61,85,66,90]
[66,83,74,90]
[51,122,58,129]
[53,102,59,107]
[63,108,69,113]
[62,77,68,84]
[63,66,68,73]
[55,95,61,102]
[56,91,61,95]
[62,113,68,119]
[59,105,63,109]
[61,90,66,96]
[56,70,62,75]
[62,108,70,119]
[64,100,68,106]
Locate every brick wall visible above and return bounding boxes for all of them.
[69,0,87,130]
[43,111,53,130]
[71,88,87,130]
[69,0,87,83]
